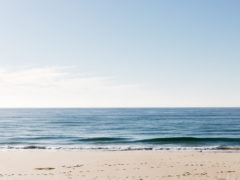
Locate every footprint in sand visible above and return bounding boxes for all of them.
[62,164,83,169]
[35,167,55,170]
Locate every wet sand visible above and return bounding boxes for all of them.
[0,151,239,179]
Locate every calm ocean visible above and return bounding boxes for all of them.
[0,108,240,151]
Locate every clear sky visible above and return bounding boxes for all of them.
[0,0,240,107]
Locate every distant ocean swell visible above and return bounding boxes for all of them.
[73,137,240,145]
[3,137,240,145]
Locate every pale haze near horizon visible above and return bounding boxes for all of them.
[0,0,240,107]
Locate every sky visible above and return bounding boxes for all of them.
[0,0,240,107]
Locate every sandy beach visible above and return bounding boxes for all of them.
[0,151,239,180]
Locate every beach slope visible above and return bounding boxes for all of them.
[0,152,239,180]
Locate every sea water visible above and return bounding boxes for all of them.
[0,108,240,151]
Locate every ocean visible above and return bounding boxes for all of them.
[0,108,240,151]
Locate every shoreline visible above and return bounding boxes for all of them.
[1,144,240,153]
[0,151,239,179]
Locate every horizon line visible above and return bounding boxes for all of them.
[0,107,240,109]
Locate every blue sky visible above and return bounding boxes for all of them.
[0,0,240,107]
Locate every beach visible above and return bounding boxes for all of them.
[0,151,240,180]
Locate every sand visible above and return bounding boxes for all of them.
[0,151,239,179]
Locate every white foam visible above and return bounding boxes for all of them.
[1,145,240,152]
